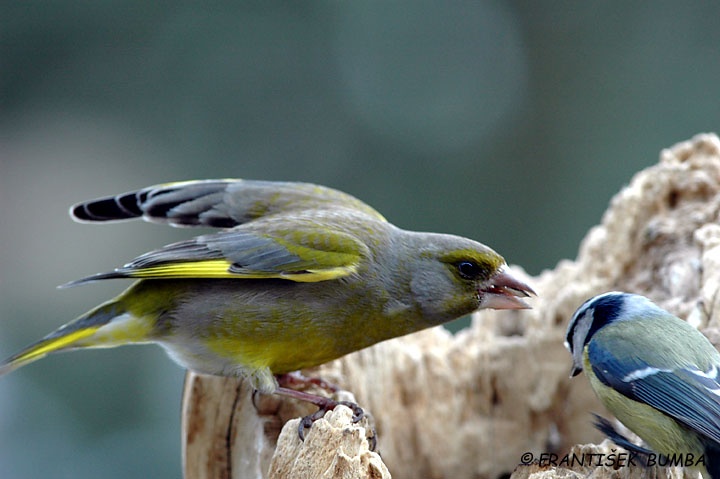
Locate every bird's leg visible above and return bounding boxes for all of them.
[273,385,365,440]
[275,371,340,393]
[271,372,376,449]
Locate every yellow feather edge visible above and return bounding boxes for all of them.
[10,328,99,365]
[125,259,356,282]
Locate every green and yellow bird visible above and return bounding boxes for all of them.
[1,179,534,424]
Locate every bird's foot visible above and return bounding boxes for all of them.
[274,386,364,438]
[297,399,365,438]
[273,385,376,449]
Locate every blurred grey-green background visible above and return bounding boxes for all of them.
[1,2,719,478]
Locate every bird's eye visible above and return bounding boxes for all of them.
[457,261,482,280]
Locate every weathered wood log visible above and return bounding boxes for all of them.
[182,133,720,479]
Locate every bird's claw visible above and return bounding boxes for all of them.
[341,400,365,423]
[273,378,376,450]
[297,399,365,440]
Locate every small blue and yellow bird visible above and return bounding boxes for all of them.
[1,179,534,431]
[565,292,720,477]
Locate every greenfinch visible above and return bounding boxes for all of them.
[1,179,534,424]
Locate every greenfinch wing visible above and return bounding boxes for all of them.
[65,179,387,286]
[64,222,369,286]
[71,179,386,227]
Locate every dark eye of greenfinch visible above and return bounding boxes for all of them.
[456,261,483,280]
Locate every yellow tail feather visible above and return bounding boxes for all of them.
[0,327,100,376]
[0,301,137,377]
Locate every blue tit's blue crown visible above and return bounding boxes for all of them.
[568,292,661,347]
[565,292,667,375]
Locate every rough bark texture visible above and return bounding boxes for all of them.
[182,133,720,479]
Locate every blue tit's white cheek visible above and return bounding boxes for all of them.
[569,311,594,371]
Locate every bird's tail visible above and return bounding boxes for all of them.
[0,299,152,376]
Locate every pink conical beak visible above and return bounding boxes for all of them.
[479,267,536,310]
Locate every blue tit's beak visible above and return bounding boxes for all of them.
[570,365,582,377]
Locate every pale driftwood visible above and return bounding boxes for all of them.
[182,133,720,479]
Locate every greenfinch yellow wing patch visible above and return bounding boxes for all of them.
[65,224,367,285]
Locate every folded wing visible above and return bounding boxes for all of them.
[589,338,720,445]
[64,221,369,286]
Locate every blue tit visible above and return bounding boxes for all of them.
[565,291,720,478]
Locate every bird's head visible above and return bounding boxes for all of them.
[406,233,535,325]
[564,292,660,376]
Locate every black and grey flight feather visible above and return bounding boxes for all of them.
[70,179,385,227]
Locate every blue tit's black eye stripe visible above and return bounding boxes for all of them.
[584,294,624,344]
[569,293,626,350]
[591,294,623,325]
[565,313,582,351]
[566,296,599,351]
